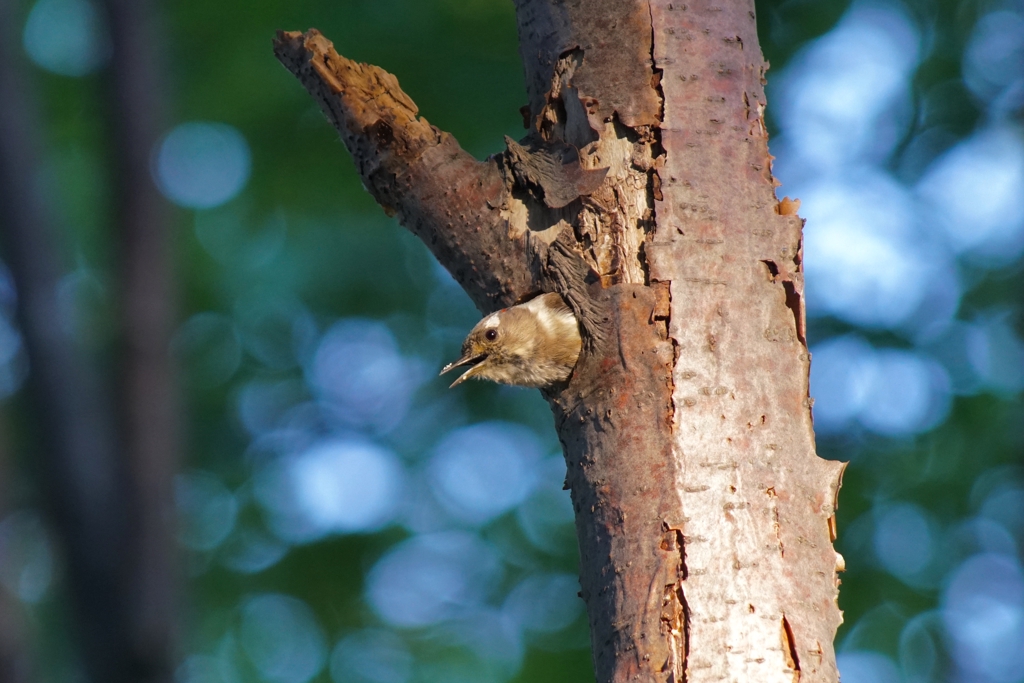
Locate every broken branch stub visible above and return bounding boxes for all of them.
[271,28,612,333]
[272,29,535,312]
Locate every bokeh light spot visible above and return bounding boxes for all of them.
[0,312,25,399]
[800,176,938,329]
[809,336,875,432]
[0,511,53,604]
[23,0,109,76]
[873,503,935,579]
[289,440,405,534]
[811,337,951,436]
[239,594,327,683]
[516,455,575,554]
[963,11,1024,104]
[329,629,413,683]
[220,528,289,575]
[966,311,1024,394]
[857,349,951,436]
[918,126,1024,264]
[836,651,901,683]
[899,612,942,683]
[236,379,308,438]
[442,607,524,672]
[366,532,503,628]
[428,422,542,525]
[154,122,251,209]
[176,654,237,683]
[235,295,311,371]
[942,553,1024,682]
[172,312,242,389]
[175,471,238,552]
[774,3,919,168]
[980,487,1024,536]
[308,319,426,434]
[253,438,404,543]
[502,573,583,634]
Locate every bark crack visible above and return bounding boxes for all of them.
[660,526,689,683]
[781,614,801,680]
[647,4,686,682]
[760,259,806,346]
[767,486,784,557]
[783,280,805,346]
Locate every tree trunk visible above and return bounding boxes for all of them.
[274,1,846,681]
[0,0,179,679]
[0,2,129,679]
[0,417,31,683]
[100,1,180,679]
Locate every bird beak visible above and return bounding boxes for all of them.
[440,353,487,388]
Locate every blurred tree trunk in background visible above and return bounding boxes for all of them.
[0,0,179,681]
[0,0,131,678]
[0,417,31,683]
[100,0,180,679]
[0,586,29,683]
[275,0,846,681]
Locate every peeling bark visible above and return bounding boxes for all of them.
[274,1,845,681]
[647,3,845,680]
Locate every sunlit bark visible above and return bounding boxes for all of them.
[275,1,845,680]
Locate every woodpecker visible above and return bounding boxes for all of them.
[440,292,582,388]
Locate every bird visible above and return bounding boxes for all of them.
[440,292,582,388]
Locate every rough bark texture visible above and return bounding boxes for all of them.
[644,2,846,680]
[274,0,845,680]
[513,0,662,129]
[549,284,682,679]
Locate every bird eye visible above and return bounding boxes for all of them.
[485,329,498,341]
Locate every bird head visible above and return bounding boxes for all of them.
[440,292,581,389]
[440,310,529,387]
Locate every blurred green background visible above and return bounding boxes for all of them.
[0,0,1022,682]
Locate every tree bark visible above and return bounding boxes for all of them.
[274,1,845,681]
